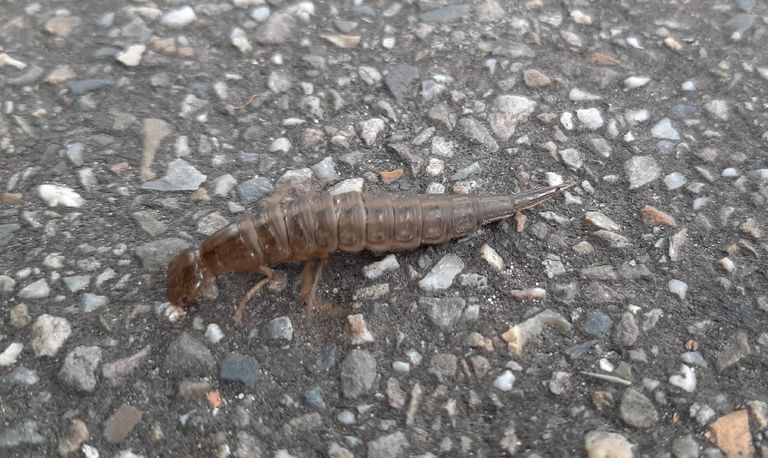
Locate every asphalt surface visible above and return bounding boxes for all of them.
[1,0,767,457]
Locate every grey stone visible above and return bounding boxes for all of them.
[134,238,189,270]
[0,276,14,295]
[669,279,688,300]
[420,297,466,331]
[238,177,274,204]
[196,212,228,236]
[82,293,108,312]
[132,210,167,237]
[418,254,464,291]
[62,275,90,293]
[583,311,613,337]
[267,316,293,342]
[220,353,260,388]
[419,4,471,23]
[367,431,409,458]
[57,345,102,392]
[163,332,215,377]
[672,434,699,458]
[0,420,46,448]
[357,118,386,146]
[450,162,480,181]
[664,172,688,190]
[68,79,114,95]
[613,311,639,347]
[588,137,611,158]
[311,157,340,184]
[478,40,535,58]
[340,349,376,399]
[18,279,50,299]
[0,367,39,386]
[427,103,455,131]
[651,118,680,140]
[715,331,750,371]
[384,64,419,103]
[459,117,498,151]
[559,148,583,170]
[724,14,755,36]
[304,385,326,409]
[141,159,207,191]
[309,344,337,374]
[624,155,661,189]
[620,388,659,428]
[31,314,71,357]
[488,95,536,140]
[254,13,296,44]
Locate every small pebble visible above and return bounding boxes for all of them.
[493,370,516,391]
[206,324,224,344]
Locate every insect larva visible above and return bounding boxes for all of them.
[165,183,573,324]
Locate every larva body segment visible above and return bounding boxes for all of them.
[165,183,573,323]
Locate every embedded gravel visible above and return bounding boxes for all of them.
[1,0,768,457]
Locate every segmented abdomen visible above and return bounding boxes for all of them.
[245,191,511,264]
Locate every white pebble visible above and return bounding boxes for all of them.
[493,370,516,391]
[426,182,445,194]
[363,254,400,280]
[337,410,356,425]
[598,358,614,372]
[546,172,564,186]
[664,172,687,190]
[560,112,574,130]
[480,244,505,272]
[721,167,740,177]
[718,257,735,273]
[329,177,363,195]
[392,361,410,373]
[669,364,696,392]
[681,80,697,91]
[269,137,291,153]
[624,76,651,89]
[38,184,84,208]
[43,253,65,269]
[249,5,270,21]
[568,88,601,101]
[205,323,224,344]
[161,5,197,27]
[116,44,146,67]
[425,158,444,176]
[406,349,422,366]
[0,342,23,366]
[382,37,396,49]
[576,108,604,130]
[668,279,688,300]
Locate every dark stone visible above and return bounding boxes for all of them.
[220,353,260,388]
[384,63,420,103]
[238,177,274,204]
[387,142,423,175]
[340,349,376,399]
[163,332,215,377]
[619,388,659,428]
[134,238,190,270]
[583,311,613,337]
[68,79,115,95]
[419,4,472,23]
[308,344,337,374]
[0,224,21,248]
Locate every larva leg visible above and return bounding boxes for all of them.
[234,265,275,325]
[301,256,344,318]
[300,256,327,312]
[299,259,317,301]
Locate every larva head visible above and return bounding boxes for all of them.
[166,248,209,307]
